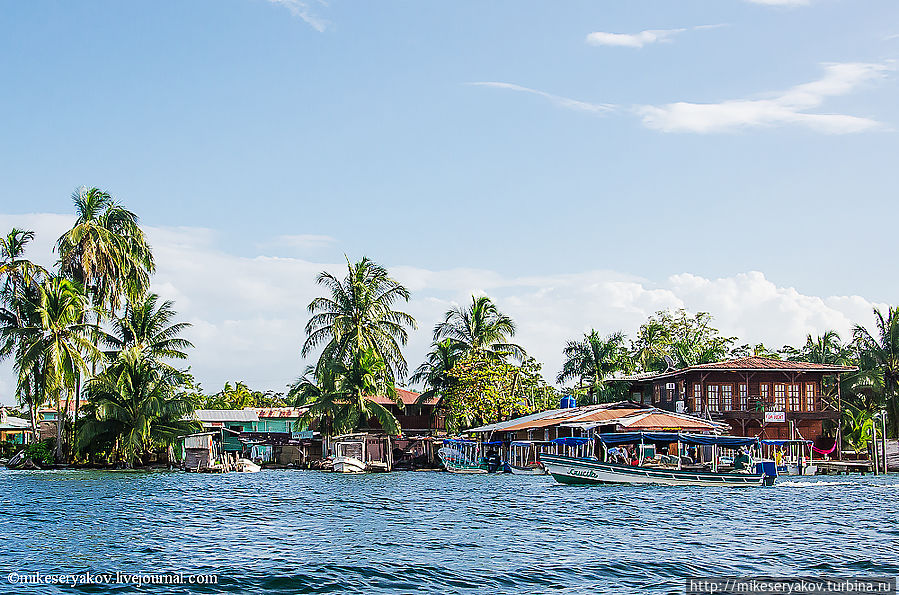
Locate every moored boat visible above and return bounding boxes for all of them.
[542,432,776,487]
[438,439,488,473]
[234,458,261,473]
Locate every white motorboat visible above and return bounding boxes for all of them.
[234,458,261,473]
[332,455,367,473]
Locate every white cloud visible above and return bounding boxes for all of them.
[637,62,890,133]
[586,28,686,48]
[265,0,328,32]
[467,82,615,114]
[585,24,725,49]
[0,213,888,405]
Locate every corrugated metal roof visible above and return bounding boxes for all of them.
[253,407,307,418]
[368,388,438,406]
[194,409,259,423]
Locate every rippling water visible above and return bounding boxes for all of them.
[1,470,897,594]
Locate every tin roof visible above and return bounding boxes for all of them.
[252,407,307,418]
[368,388,438,406]
[193,409,259,423]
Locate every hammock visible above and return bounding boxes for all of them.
[812,440,838,455]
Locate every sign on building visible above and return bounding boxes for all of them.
[764,411,787,423]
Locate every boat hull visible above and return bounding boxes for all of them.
[509,464,546,476]
[333,456,367,473]
[438,447,487,474]
[541,454,773,487]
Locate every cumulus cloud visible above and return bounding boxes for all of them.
[466,82,616,114]
[265,0,328,32]
[0,213,887,405]
[637,62,890,133]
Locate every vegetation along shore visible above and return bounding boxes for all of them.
[1,188,897,470]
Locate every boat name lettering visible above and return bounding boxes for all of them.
[568,468,598,479]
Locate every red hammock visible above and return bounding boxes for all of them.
[812,440,838,455]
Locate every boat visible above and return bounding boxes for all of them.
[508,441,548,475]
[330,433,393,473]
[761,439,817,476]
[541,432,776,487]
[234,458,261,473]
[438,439,488,473]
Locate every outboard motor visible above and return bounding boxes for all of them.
[756,461,778,486]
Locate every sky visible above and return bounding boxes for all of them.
[1,1,897,404]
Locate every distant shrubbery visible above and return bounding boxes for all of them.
[23,441,54,466]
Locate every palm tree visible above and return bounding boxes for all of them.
[433,295,525,361]
[557,331,629,404]
[1,283,45,438]
[16,277,101,461]
[852,307,899,435]
[409,338,465,402]
[106,292,193,365]
[303,257,416,379]
[56,187,155,313]
[57,187,155,440]
[77,348,200,465]
[0,228,47,300]
[297,348,403,437]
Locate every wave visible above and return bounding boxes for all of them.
[777,480,854,487]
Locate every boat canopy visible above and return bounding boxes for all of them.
[551,437,590,446]
[760,439,813,446]
[596,432,759,447]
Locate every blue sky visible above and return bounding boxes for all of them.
[1,1,897,400]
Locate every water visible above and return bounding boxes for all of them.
[1,470,897,594]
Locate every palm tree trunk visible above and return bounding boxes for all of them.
[72,373,81,460]
[55,390,65,463]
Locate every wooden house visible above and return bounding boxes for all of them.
[611,357,855,448]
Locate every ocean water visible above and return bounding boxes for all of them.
[1,469,897,594]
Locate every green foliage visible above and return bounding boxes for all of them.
[202,381,288,409]
[23,441,54,466]
[433,295,525,361]
[852,307,899,436]
[303,257,416,380]
[633,309,735,372]
[557,330,631,404]
[77,347,201,465]
[443,352,556,432]
[296,348,402,436]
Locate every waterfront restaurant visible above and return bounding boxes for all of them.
[609,356,856,450]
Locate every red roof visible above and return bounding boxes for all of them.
[253,407,307,418]
[368,388,437,406]
[689,357,855,371]
[616,357,855,382]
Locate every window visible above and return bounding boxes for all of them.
[774,384,786,411]
[759,383,769,403]
[654,384,661,404]
[805,383,816,412]
[789,384,801,411]
[721,384,733,411]
[739,383,748,410]
[707,385,720,412]
[693,383,702,412]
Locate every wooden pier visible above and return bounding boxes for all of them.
[814,460,874,474]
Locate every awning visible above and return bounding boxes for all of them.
[596,432,759,448]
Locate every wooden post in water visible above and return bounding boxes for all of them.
[882,412,889,474]
[872,423,879,475]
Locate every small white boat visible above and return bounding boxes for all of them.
[234,458,261,473]
[508,463,546,475]
[329,433,393,473]
[332,456,367,473]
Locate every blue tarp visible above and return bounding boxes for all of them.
[596,432,759,448]
[551,437,590,446]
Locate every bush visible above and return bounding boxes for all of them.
[23,441,54,466]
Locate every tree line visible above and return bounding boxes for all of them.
[3,189,896,466]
